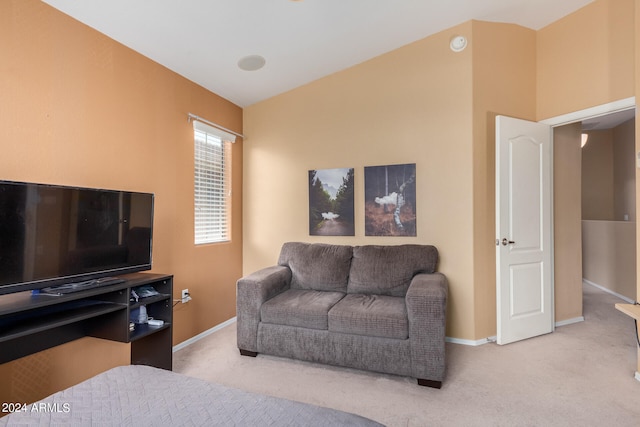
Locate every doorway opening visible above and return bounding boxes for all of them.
[580,109,636,304]
[543,97,637,326]
[497,98,637,345]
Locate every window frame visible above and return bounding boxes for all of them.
[193,120,234,245]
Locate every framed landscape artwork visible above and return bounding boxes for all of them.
[308,168,355,236]
[364,163,416,236]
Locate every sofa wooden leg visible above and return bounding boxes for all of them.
[239,349,258,357]
[417,378,442,389]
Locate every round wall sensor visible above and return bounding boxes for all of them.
[450,36,467,52]
[238,55,266,71]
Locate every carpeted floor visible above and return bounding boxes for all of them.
[173,283,640,426]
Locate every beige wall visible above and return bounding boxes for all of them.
[583,220,637,300]
[1,0,243,398]
[582,130,616,220]
[582,119,636,221]
[244,0,636,341]
[243,0,637,341]
[537,0,635,120]
[553,123,584,322]
[245,22,476,339]
[471,21,537,338]
[613,119,637,220]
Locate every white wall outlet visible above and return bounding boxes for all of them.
[181,289,191,304]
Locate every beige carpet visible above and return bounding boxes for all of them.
[174,283,640,426]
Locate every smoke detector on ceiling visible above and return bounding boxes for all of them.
[450,36,467,52]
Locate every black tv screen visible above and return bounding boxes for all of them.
[0,181,154,295]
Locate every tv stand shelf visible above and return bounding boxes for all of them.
[0,301,124,343]
[0,273,173,370]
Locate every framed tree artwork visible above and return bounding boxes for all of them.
[364,163,416,236]
[308,168,355,236]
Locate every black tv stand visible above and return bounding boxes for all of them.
[0,273,173,370]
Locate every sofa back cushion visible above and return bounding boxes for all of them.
[278,242,353,292]
[347,245,438,296]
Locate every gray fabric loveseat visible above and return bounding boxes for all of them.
[236,242,448,388]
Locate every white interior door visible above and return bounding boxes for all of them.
[496,115,554,345]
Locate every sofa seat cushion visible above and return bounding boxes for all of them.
[328,294,408,339]
[261,289,345,330]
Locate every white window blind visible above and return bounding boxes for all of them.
[193,120,234,245]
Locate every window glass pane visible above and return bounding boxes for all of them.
[194,129,231,244]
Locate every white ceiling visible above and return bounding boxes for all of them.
[43,0,594,107]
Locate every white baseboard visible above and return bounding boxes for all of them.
[173,317,237,352]
[446,336,496,346]
[555,316,584,327]
[447,319,585,346]
[583,279,636,304]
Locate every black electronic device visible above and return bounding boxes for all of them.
[0,180,154,296]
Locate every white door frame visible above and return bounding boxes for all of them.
[491,97,636,344]
[540,96,635,325]
[541,97,635,128]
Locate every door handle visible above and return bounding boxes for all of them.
[501,238,515,246]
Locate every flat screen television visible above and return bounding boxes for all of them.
[0,180,154,296]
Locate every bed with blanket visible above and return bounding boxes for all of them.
[0,365,383,426]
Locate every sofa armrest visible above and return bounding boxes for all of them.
[405,272,448,382]
[236,265,292,352]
